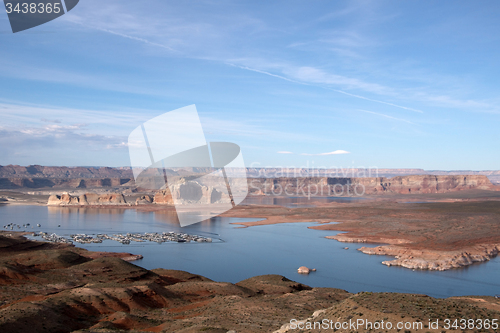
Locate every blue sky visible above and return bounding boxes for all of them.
[0,0,499,170]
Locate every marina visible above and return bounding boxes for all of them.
[32,231,215,245]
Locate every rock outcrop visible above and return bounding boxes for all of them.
[358,244,500,271]
[153,189,174,205]
[170,180,231,205]
[48,192,127,206]
[297,266,316,274]
[135,195,153,205]
[153,180,231,205]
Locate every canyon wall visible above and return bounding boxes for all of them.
[0,177,132,189]
[44,175,495,206]
[0,165,133,178]
[1,164,498,192]
[2,164,500,180]
[247,175,496,196]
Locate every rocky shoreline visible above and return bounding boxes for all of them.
[328,234,500,270]
[359,244,500,271]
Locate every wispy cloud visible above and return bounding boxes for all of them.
[88,26,177,52]
[56,2,428,115]
[13,0,499,118]
[0,124,130,166]
[0,101,148,133]
[287,66,390,95]
[301,150,350,156]
[0,58,178,97]
[358,109,415,124]
[15,1,499,117]
[277,151,293,154]
[230,63,424,114]
[0,125,128,151]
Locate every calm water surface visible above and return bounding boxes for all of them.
[1,204,499,298]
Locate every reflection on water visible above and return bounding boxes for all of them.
[47,206,182,227]
[152,209,180,221]
[48,206,129,215]
[2,204,500,298]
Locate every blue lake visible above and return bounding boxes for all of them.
[1,204,499,298]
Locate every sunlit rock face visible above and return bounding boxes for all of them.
[135,195,153,205]
[48,193,127,206]
[153,189,174,205]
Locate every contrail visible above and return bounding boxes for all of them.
[232,64,423,114]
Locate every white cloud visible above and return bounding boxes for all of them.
[277,151,293,154]
[106,142,129,149]
[301,150,350,156]
[0,125,127,149]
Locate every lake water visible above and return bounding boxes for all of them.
[1,204,499,298]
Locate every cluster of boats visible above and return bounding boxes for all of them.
[34,232,73,244]
[95,232,213,244]
[3,223,42,230]
[32,231,213,245]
